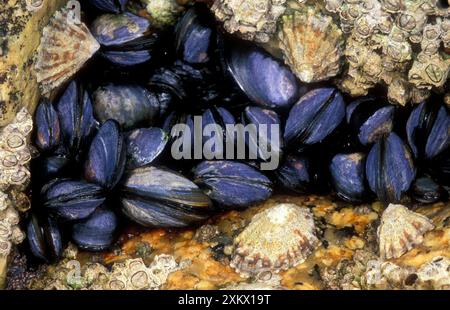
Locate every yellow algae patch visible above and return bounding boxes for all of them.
[327,207,378,234]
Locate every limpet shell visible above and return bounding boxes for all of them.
[35,1,100,96]
[278,5,344,83]
[230,203,320,277]
[377,204,435,260]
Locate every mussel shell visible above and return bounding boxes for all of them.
[275,154,312,194]
[366,132,416,203]
[34,99,61,152]
[90,13,162,66]
[225,42,299,110]
[406,100,450,160]
[31,155,72,188]
[411,176,448,204]
[346,97,395,146]
[72,207,118,251]
[89,0,127,14]
[202,107,236,158]
[102,50,152,66]
[84,120,126,189]
[241,106,283,162]
[163,111,195,158]
[125,127,168,169]
[149,63,189,102]
[149,60,220,106]
[284,88,346,149]
[55,81,96,157]
[164,108,234,161]
[93,84,170,130]
[330,153,368,203]
[175,5,215,64]
[430,149,450,184]
[192,161,273,208]
[42,179,106,221]
[27,214,63,262]
[91,13,151,47]
[120,166,213,227]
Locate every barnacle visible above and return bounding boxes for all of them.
[278,4,344,83]
[230,203,320,277]
[408,52,450,90]
[143,0,185,26]
[211,0,288,43]
[417,256,450,289]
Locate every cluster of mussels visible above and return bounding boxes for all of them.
[27,0,449,263]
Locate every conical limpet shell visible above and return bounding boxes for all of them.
[230,203,320,277]
[377,204,434,260]
[35,1,100,96]
[278,5,344,83]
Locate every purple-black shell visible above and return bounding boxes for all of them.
[366,132,416,203]
[284,88,345,148]
[42,179,106,221]
[225,43,299,110]
[72,207,118,251]
[330,153,368,203]
[192,160,273,208]
[34,100,61,152]
[406,100,449,160]
[84,120,126,190]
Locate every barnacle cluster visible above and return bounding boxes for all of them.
[322,0,450,105]
[322,251,450,290]
[211,0,289,43]
[29,245,189,290]
[103,255,190,290]
[364,256,450,289]
[0,108,32,286]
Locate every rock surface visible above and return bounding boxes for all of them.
[0,0,66,127]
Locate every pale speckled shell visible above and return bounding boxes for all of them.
[211,0,288,43]
[231,203,320,277]
[377,204,434,260]
[35,1,100,96]
[278,6,344,83]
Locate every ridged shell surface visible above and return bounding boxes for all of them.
[377,204,434,260]
[230,203,319,277]
[35,1,100,96]
[279,5,344,83]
